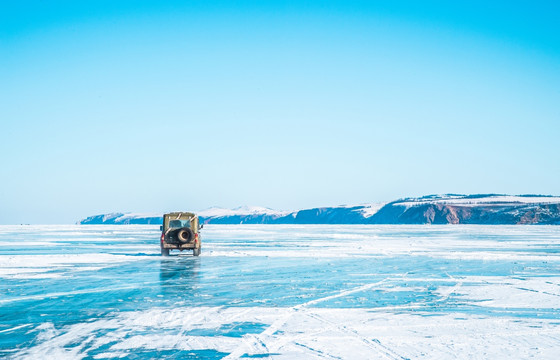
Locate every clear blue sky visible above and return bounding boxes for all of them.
[1,1,559,224]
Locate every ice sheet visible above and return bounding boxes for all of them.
[1,224,560,359]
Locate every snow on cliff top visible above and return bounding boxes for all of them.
[101,207,290,220]
[111,213,161,222]
[198,206,291,218]
[356,203,387,218]
[394,195,560,207]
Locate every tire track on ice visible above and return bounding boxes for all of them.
[294,341,343,359]
[222,278,391,359]
[305,312,408,360]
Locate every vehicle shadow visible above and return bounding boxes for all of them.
[158,257,201,298]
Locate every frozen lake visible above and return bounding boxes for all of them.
[1,225,560,359]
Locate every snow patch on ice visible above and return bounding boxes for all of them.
[11,307,560,360]
[454,277,560,309]
[0,254,150,279]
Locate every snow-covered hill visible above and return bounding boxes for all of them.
[79,194,560,225]
[393,194,560,207]
[373,194,560,224]
[79,213,163,225]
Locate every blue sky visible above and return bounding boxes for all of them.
[1,1,559,224]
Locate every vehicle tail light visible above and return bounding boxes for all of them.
[160,233,164,243]
[194,233,199,244]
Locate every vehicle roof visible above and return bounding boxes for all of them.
[164,212,197,217]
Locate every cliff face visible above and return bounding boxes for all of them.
[78,195,560,225]
[368,202,560,225]
[288,206,369,224]
[369,203,479,224]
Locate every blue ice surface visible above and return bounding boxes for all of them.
[1,224,560,358]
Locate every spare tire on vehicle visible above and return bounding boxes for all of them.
[177,228,194,243]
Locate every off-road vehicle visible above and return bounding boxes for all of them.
[160,212,202,256]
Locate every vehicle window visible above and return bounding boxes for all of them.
[168,219,190,229]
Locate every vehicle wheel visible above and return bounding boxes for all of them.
[193,248,200,257]
[161,247,169,256]
[177,228,194,243]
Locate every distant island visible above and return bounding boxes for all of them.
[79,194,560,225]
